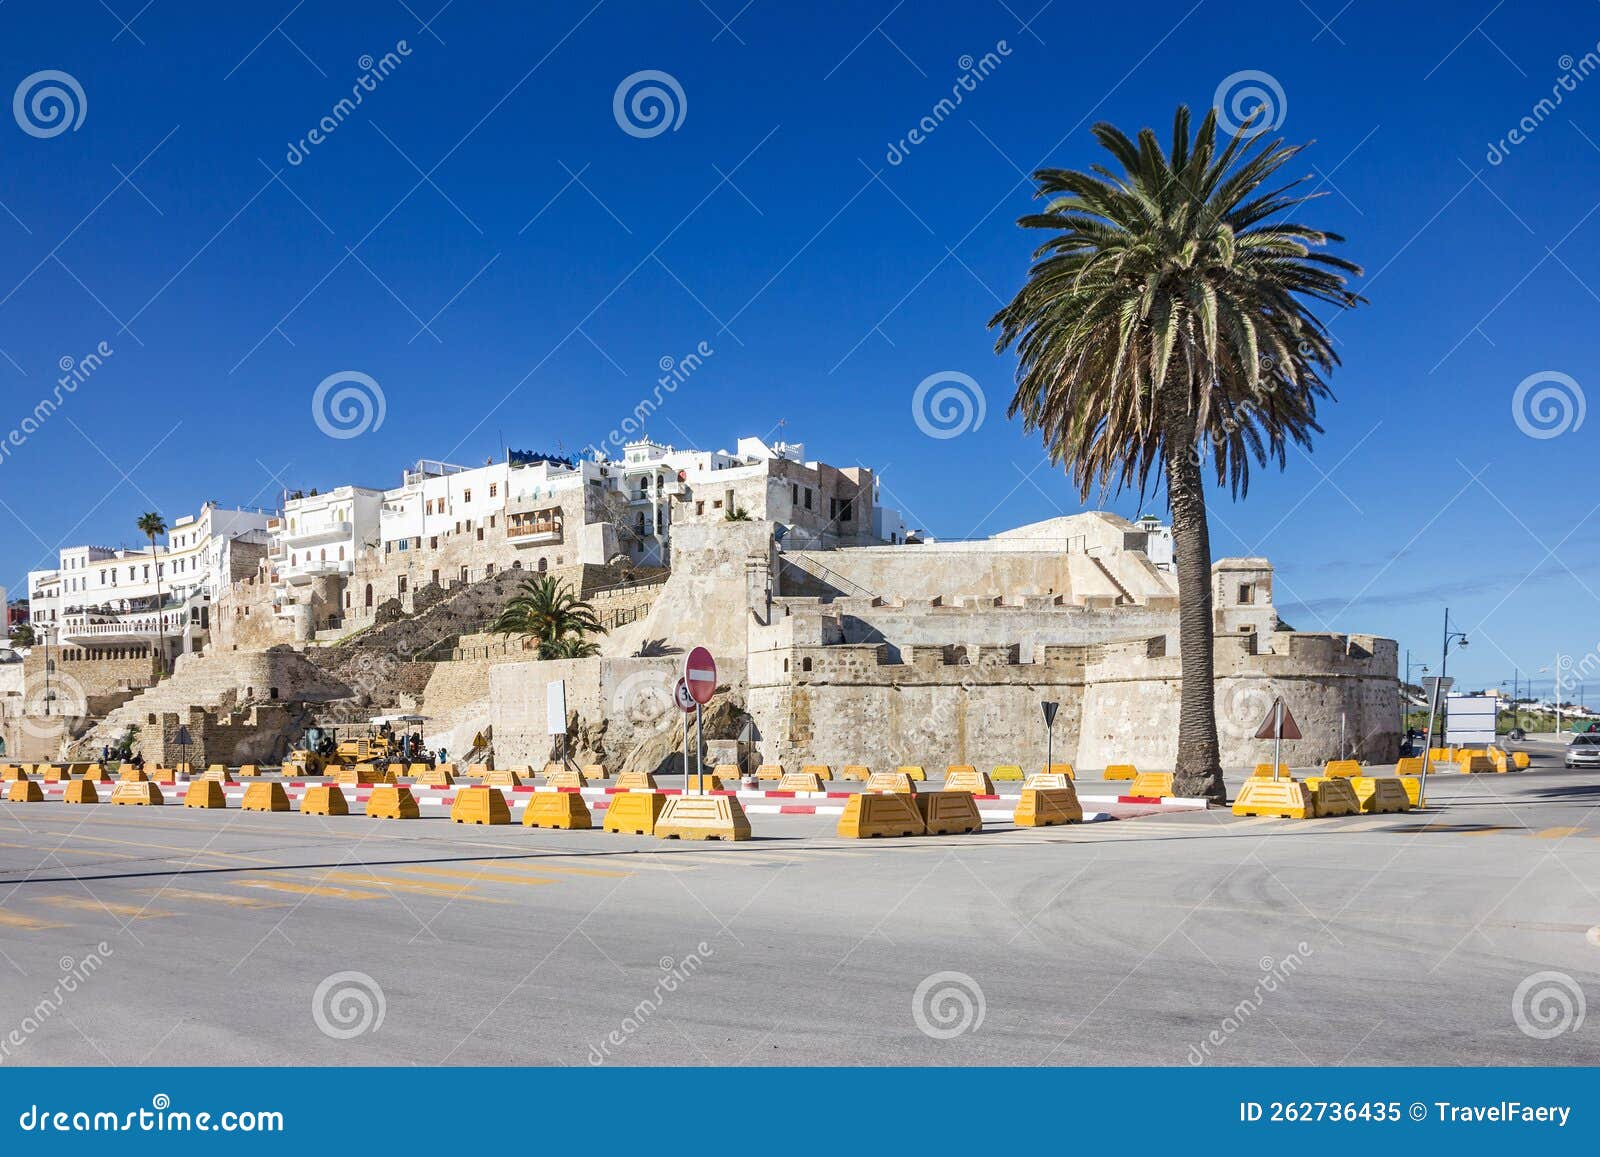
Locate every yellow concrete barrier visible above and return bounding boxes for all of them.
[864,771,918,794]
[839,764,870,781]
[896,765,928,781]
[1350,777,1410,814]
[1395,756,1424,776]
[545,767,586,789]
[7,780,43,803]
[1322,760,1362,778]
[1428,747,1454,762]
[111,781,163,807]
[614,770,659,791]
[713,764,742,782]
[205,763,229,780]
[1043,763,1075,780]
[67,762,89,776]
[1459,754,1495,774]
[1306,776,1361,817]
[1103,763,1138,780]
[991,764,1024,781]
[451,785,510,826]
[83,764,110,782]
[603,791,667,835]
[1231,778,1312,819]
[43,765,70,783]
[916,791,983,835]
[119,766,149,782]
[335,764,394,786]
[405,762,431,777]
[582,763,608,781]
[1251,763,1290,778]
[1129,772,1175,798]
[656,795,752,841]
[241,782,291,813]
[756,763,784,781]
[416,764,456,787]
[152,767,177,785]
[800,764,833,782]
[484,767,523,787]
[1023,772,1074,790]
[837,792,926,838]
[365,785,420,819]
[778,771,826,792]
[238,764,260,777]
[0,765,20,781]
[1014,785,1082,827]
[183,780,228,809]
[300,784,348,816]
[523,792,592,829]
[1397,776,1422,807]
[64,779,99,804]
[942,766,996,795]
[1513,751,1530,770]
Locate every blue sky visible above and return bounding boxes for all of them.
[0,0,1595,697]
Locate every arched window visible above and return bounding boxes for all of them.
[802,657,813,672]
[537,558,548,574]
[364,583,373,608]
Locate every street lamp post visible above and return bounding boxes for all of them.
[1403,650,1428,749]
[1438,608,1469,744]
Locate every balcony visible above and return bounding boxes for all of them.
[507,510,563,546]
[280,520,353,545]
[283,559,351,585]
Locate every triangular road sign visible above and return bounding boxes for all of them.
[1253,697,1302,741]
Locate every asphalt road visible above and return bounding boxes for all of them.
[1,752,1597,1067]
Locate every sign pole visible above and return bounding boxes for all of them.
[1272,701,1283,782]
[695,702,704,795]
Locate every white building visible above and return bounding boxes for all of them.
[28,503,273,660]
[275,485,386,585]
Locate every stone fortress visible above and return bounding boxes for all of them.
[3,431,1398,774]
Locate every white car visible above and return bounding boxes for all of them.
[1564,734,1600,769]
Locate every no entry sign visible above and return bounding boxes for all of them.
[684,646,717,706]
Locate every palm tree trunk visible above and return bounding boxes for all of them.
[1164,412,1226,803]
[150,535,165,678]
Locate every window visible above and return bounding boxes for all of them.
[1237,583,1255,605]
[463,489,471,503]
[429,536,438,549]
[802,657,813,672]
[489,483,497,498]
[791,483,798,504]
[804,487,813,510]
[713,500,722,510]
[537,558,548,574]
[696,501,704,515]
[364,583,373,608]
[398,576,407,595]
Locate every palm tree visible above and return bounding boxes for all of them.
[491,574,606,659]
[543,634,602,659]
[990,106,1362,800]
[136,512,168,675]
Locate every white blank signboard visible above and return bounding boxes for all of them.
[546,680,567,735]
[1444,693,1497,746]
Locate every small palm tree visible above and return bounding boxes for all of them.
[491,575,606,659]
[724,505,751,522]
[990,106,1362,800]
[543,634,602,659]
[136,512,168,675]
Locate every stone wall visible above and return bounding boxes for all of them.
[490,654,742,771]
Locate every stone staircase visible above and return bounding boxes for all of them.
[66,650,256,757]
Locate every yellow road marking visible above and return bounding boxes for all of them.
[1533,827,1585,840]
[1,825,276,864]
[465,860,630,879]
[43,896,175,919]
[0,907,67,929]
[143,887,288,909]
[324,872,512,904]
[232,879,381,900]
[393,865,559,887]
